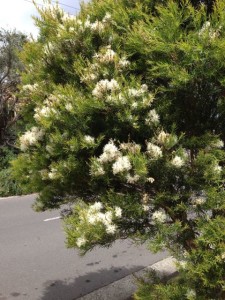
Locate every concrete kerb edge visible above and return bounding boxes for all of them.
[76,256,178,300]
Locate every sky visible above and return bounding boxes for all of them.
[0,0,84,37]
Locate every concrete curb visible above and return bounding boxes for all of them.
[76,256,177,300]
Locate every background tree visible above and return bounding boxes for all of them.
[12,0,225,298]
[0,29,26,146]
[0,29,26,196]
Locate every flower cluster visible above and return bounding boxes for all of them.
[22,83,39,92]
[75,13,112,34]
[19,127,44,151]
[87,204,121,234]
[98,140,120,163]
[192,197,206,206]
[152,210,167,223]
[92,79,120,98]
[74,202,122,248]
[117,57,130,69]
[157,130,170,145]
[112,156,132,174]
[48,167,59,180]
[34,106,59,121]
[211,139,224,148]
[171,155,185,168]
[94,46,116,64]
[198,21,221,40]
[146,142,162,158]
[91,140,149,184]
[126,174,140,184]
[84,135,95,145]
[145,109,160,125]
[81,46,130,84]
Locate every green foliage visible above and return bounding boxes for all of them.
[0,147,23,196]
[134,272,188,300]
[12,0,225,298]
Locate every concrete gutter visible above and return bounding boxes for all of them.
[76,256,177,300]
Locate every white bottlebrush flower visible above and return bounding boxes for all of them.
[62,13,77,22]
[76,236,87,248]
[178,260,187,269]
[34,106,52,121]
[92,80,108,98]
[94,212,105,223]
[142,205,149,212]
[128,88,143,98]
[147,143,162,158]
[157,130,169,145]
[90,202,103,211]
[48,168,59,180]
[82,73,97,82]
[186,289,196,299]
[131,101,138,109]
[65,103,73,112]
[105,211,113,223]
[171,156,184,168]
[114,207,122,218]
[192,197,206,206]
[92,165,105,176]
[212,139,224,148]
[99,211,113,227]
[104,141,118,154]
[147,177,155,183]
[68,27,75,33]
[87,214,97,224]
[19,127,44,151]
[221,253,225,260]
[90,20,105,32]
[98,152,111,163]
[106,224,117,234]
[112,156,132,174]
[145,109,160,125]
[46,145,54,155]
[92,79,119,98]
[142,193,149,204]
[22,83,38,92]
[84,135,95,144]
[152,210,167,223]
[98,141,120,163]
[141,84,148,92]
[198,21,211,36]
[102,12,112,23]
[213,164,222,174]
[120,142,141,154]
[126,174,140,184]
[118,57,130,69]
[108,79,120,91]
[142,93,155,107]
[99,48,116,63]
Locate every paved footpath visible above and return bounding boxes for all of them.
[0,194,167,300]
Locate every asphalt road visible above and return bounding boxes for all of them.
[0,194,166,300]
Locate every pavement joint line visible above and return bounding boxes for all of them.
[43,216,62,222]
[76,256,177,300]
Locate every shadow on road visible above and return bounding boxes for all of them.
[39,265,143,300]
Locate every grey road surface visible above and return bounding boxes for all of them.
[0,194,166,300]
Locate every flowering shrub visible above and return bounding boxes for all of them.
[12,0,225,298]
